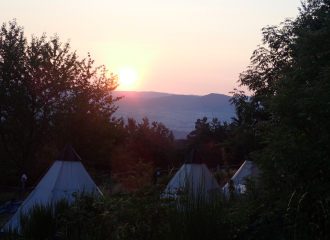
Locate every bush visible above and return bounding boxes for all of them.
[3,185,235,240]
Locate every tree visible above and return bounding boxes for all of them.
[232,0,330,238]
[111,117,176,173]
[227,89,269,160]
[186,117,235,167]
[0,20,120,184]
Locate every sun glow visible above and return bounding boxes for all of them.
[118,68,137,90]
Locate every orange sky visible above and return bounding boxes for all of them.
[1,0,301,95]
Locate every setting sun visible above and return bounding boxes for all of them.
[118,68,137,89]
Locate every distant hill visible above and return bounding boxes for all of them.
[112,91,173,99]
[112,91,236,139]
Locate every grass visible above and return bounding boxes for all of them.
[1,184,232,240]
[2,173,329,240]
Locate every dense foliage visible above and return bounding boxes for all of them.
[112,117,176,173]
[0,20,121,185]
[4,186,231,240]
[229,0,330,238]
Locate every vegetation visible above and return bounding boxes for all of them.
[112,117,176,173]
[3,186,232,240]
[227,0,330,238]
[1,0,330,239]
[0,19,121,185]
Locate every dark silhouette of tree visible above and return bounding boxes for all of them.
[111,117,176,173]
[185,117,234,168]
[229,1,330,238]
[0,20,120,184]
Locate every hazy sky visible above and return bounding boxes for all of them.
[1,0,302,95]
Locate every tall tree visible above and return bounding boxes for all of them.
[111,117,176,173]
[186,117,235,167]
[232,1,330,238]
[0,20,120,184]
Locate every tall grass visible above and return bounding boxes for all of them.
[3,199,70,240]
[19,203,57,240]
[165,192,231,240]
[3,184,328,239]
[5,175,327,240]
[2,186,232,240]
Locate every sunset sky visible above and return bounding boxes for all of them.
[1,0,301,95]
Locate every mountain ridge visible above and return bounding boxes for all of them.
[112,91,236,139]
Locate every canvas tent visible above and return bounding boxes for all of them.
[2,143,102,232]
[163,148,221,198]
[222,160,260,199]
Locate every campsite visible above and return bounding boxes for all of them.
[1,0,330,239]
[0,145,255,240]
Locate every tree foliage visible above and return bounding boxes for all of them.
[230,0,330,238]
[111,117,176,173]
[186,117,235,167]
[0,20,120,185]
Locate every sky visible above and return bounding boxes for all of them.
[1,0,302,96]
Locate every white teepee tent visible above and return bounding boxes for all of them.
[2,143,102,232]
[163,148,221,198]
[222,160,259,199]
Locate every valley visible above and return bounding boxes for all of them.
[112,91,236,139]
